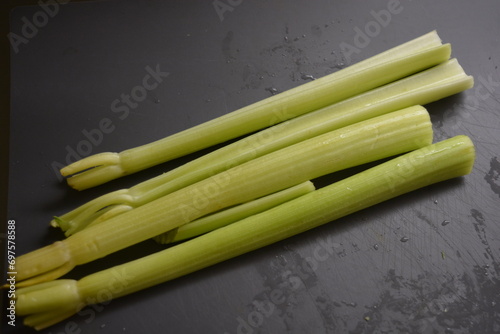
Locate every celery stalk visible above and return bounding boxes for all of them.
[60,31,447,190]
[15,106,432,286]
[154,181,315,244]
[15,136,475,330]
[53,58,471,236]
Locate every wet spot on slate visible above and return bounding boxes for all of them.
[485,157,500,198]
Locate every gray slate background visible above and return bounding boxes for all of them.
[3,0,500,333]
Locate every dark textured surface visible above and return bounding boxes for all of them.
[3,0,500,333]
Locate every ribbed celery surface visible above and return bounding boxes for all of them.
[16,136,475,330]
[15,106,432,287]
[154,181,315,244]
[61,31,446,190]
[53,58,472,236]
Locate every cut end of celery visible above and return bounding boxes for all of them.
[17,279,82,330]
[446,135,476,176]
[16,242,75,286]
[50,217,64,229]
[61,152,124,190]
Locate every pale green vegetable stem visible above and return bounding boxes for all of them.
[15,106,432,287]
[61,31,445,190]
[53,57,471,236]
[16,135,475,330]
[154,181,315,244]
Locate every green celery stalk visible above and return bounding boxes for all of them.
[15,135,475,330]
[60,31,447,190]
[154,181,315,244]
[53,58,471,236]
[15,106,432,287]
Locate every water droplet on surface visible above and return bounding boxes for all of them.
[301,74,316,81]
[284,36,289,42]
[434,200,438,204]
[265,87,278,95]
[154,98,160,104]
[373,244,379,250]
[441,220,451,226]
[400,236,409,243]
[342,300,357,307]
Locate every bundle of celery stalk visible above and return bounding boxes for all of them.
[12,31,476,330]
